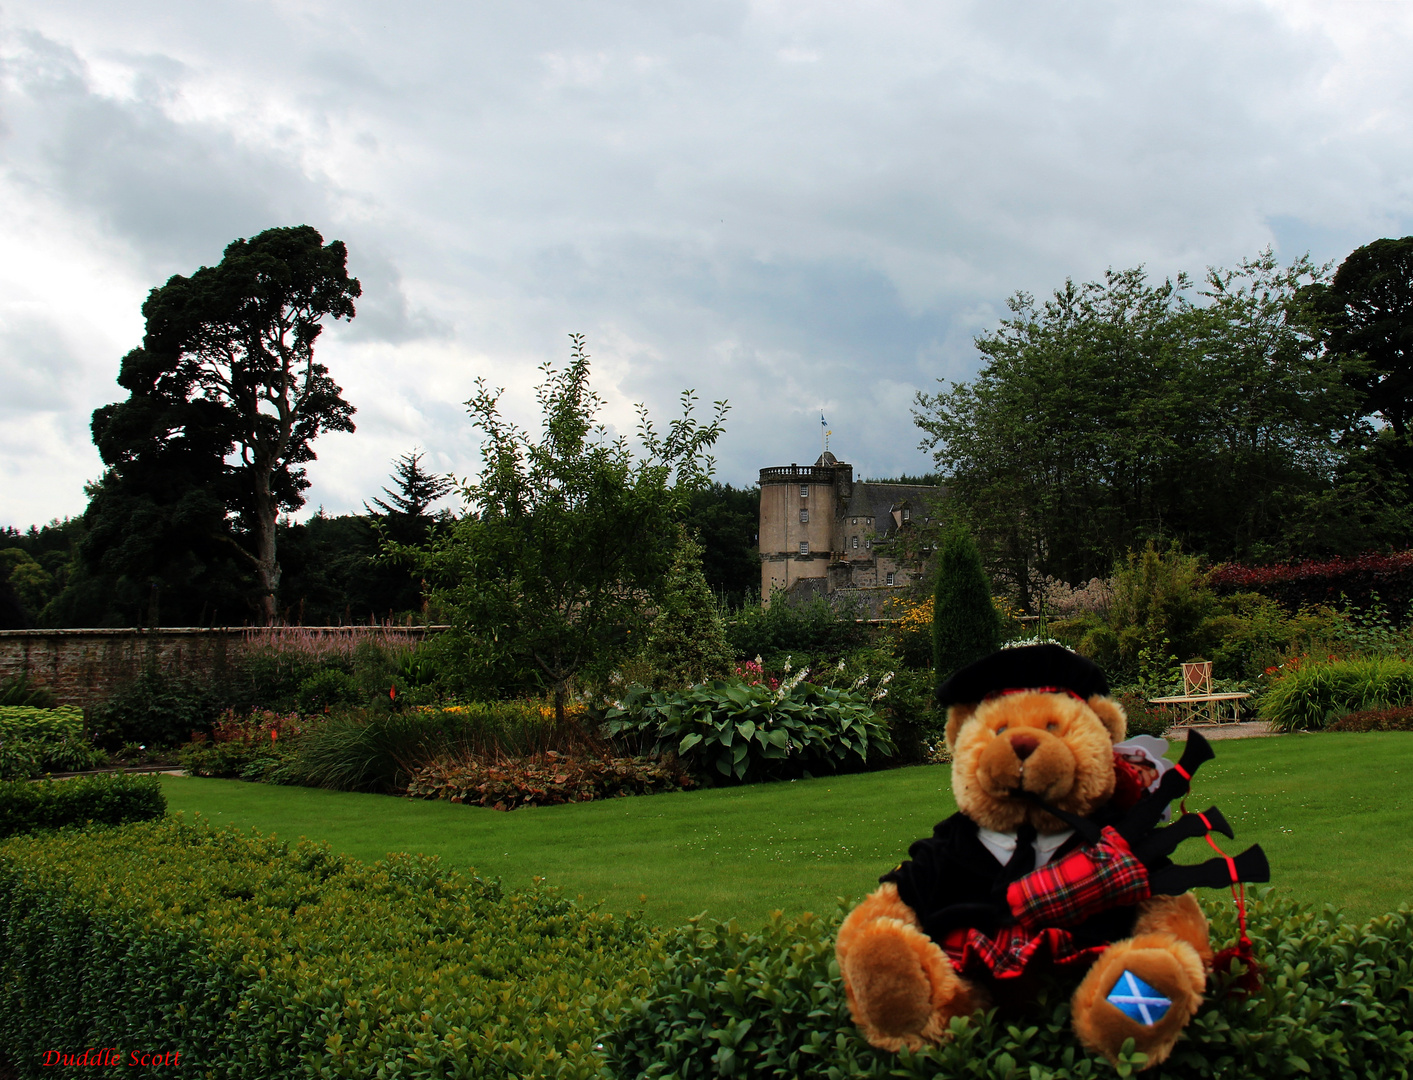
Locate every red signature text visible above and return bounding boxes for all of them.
[40,1047,182,1067]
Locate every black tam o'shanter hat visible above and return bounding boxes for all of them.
[937,644,1109,707]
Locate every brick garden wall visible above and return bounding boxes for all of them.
[0,627,441,708]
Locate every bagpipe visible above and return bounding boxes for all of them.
[1017,728,1269,894]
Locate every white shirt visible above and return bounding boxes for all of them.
[977,827,1075,868]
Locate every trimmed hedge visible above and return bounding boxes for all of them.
[604,896,1413,1079]
[0,817,654,1079]
[0,773,165,839]
[1260,657,1413,731]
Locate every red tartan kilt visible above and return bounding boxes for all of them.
[941,924,1107,981]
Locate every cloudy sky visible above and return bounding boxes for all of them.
[3,0,1412,530]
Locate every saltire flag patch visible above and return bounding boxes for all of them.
[1106,970,1171,1025]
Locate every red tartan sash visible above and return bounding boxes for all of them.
[1007,826,1151,929]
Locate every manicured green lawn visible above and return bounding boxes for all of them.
[158,732,1412,928]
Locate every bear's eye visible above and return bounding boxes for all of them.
[1046,722,1059,733]
[995,725,1008,734]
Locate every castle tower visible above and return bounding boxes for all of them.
[757,451,853,601]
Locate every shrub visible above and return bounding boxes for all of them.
[0,773,165,839]
[1327,706,1413,732]
[888,596,935,669]
[177,709,305,781]
[0,705,105,779]
[1081,542,1217,685]
[0,704,84,741]
[1260,656,1413,731]
[295,668,363,713]
[0,817,653,1079]
[603,675,894,782]
[1200,592,1341,682]
[932,523,1001,680]
[640,530,734,688]
[1114,692,1181,738]
[87,670,222,749]
[406,751,695,810]
[726,595,870,664]
[602,895,1413,1080]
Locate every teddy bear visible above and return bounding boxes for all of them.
[835,644,1268,1070]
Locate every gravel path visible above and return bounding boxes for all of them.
[1161,720,1280,740]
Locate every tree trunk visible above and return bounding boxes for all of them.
[553,682,567,727]
[254,471,281,625]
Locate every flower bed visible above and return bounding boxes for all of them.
[406,751,695,810]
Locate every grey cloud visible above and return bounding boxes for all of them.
[5,0,1413,524]
[336,245,453,345]
[0,34,326,272]
[0,307,88,416]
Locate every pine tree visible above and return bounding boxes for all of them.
[370,450,453,519]
[644,531,734,688]
[932,521,1001,680]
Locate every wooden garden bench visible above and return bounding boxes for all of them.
[1147,661,1249,726]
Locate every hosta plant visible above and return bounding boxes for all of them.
[603,674,894,781]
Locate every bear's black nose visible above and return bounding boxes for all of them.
[1011,733,1039,760]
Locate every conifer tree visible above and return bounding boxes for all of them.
[932,521,1001,681]
[644,530,734,688]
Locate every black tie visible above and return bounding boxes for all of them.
[1001,822,1038,885]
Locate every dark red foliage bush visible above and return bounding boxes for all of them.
[1326,706,1413,732]
[1208,551,1413,616]
[405,751,695,810]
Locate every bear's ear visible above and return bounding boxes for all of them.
[1087,695,1127,744]
[944,703,977,753]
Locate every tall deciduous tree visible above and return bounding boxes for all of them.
[914,253,1368,603]
[401,335,727,722]
[93,225,360,624]
[1305,236,1413,441]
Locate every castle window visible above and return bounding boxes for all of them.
[903,508,911,522]
[800,509,809,523]
[851,517,857,525]
[865,538,872,550]
[799,541,809,555]
[800,484,808,497]
[886,572,896,586]
[851,536,858,549]
[867,517,874,527]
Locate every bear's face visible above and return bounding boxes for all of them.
[945,691,1126,834]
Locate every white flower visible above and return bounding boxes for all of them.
[851,674,869,690]
[783,655,792,673]
[836,659,846,672]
